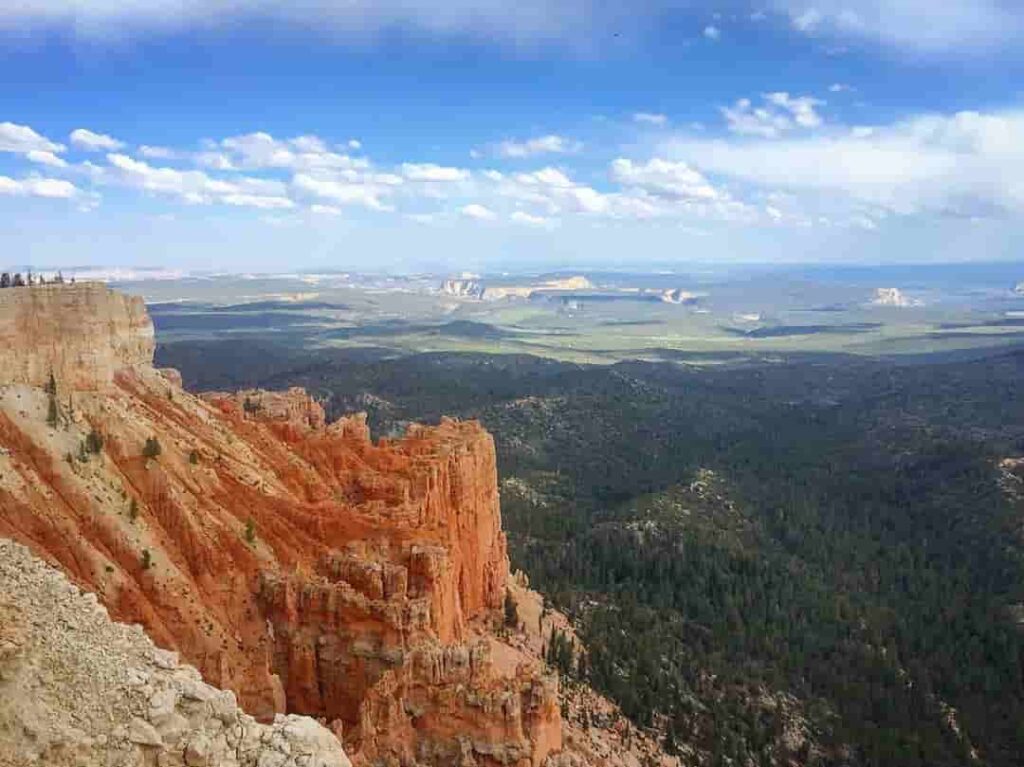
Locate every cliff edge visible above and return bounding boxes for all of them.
[0,283,560,767]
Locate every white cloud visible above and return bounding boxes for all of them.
[0,0,1019,54]
[633,112,668,126]
[663,109,1024,218]
[292,172,392,211]
[70,128,125,151]
[496,134,579,158]
[828,83,854,93]
[0,0,625,46]
[722,93,824,138]
[348,139,362,150]
[774,0,1023,52]
[790,8,823,32]
[138,145,179,159]
[26,150,68,168]
[722,99,793,138]
[492,164,658,219]
[105,152,292,209]
[610,158,723,201]
[0,122,64,155]
[221,193,294,209]
[310,204,342,215]
[0,175,77,198]
[460,203,497,220]
[514,167,576,188]
[766,92,824,128]
[703,25,721,40]
[194,152,236,170]
[401,163,470,182]
[220,132,366,172]
[511,210,555,227]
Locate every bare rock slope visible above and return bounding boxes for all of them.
[0,537,350,767]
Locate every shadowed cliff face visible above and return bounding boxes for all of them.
[0,284,561,767]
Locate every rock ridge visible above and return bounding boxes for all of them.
[0,284,562,766]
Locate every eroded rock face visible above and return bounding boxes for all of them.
[0,283,561,767]
[0,283,153,391]
[0,538,351,767]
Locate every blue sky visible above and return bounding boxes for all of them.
[0,1,1022,272]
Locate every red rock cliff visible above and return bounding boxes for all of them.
[0,284,561,766]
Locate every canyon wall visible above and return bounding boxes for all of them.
[0,284,561,766]
[0,283,153,390]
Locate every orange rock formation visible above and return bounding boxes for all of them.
[0,284,561,766]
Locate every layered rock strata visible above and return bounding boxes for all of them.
[0,284,560,766]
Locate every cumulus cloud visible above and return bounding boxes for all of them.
[105,152,292,209]
[401,163,470,182]
[610,158,723,201]
[70,128,125,151]
[292,172,393,211]
[0,122,64,155]
[0,175,77,198]
[26,150,68,168]
[766,92,824,128]
[703,25,721,40]
[460,203,497,220]
[663,109,1024,218]
[138,145,178,159]
[219,132,366,172]
[633,112,668,126]
[496,135,580,159]
[722,93,824,138]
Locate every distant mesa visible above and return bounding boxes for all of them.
[440,275,700,305]
[871,287,919,308]
[440,275,591,301]
[439,278,484,298]
[657,288,700,305]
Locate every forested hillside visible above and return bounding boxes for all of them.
[158,341,1024,766]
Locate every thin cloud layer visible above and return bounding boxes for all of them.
[1,1,1018,53]
[772,0,1022,53]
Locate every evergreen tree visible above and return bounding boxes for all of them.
[244,517,257,544]
[142,437,161,459]
[504,590,519,629]
[0,273,9,288]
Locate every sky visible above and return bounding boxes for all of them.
[0,1,1022,273]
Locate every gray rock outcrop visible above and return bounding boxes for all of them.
[0,538,351,767]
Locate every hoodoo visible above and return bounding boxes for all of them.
[0,283,561,766]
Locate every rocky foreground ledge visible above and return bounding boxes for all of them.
[0,538,350,767]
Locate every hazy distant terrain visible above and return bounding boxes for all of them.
[124,264,1024,365]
